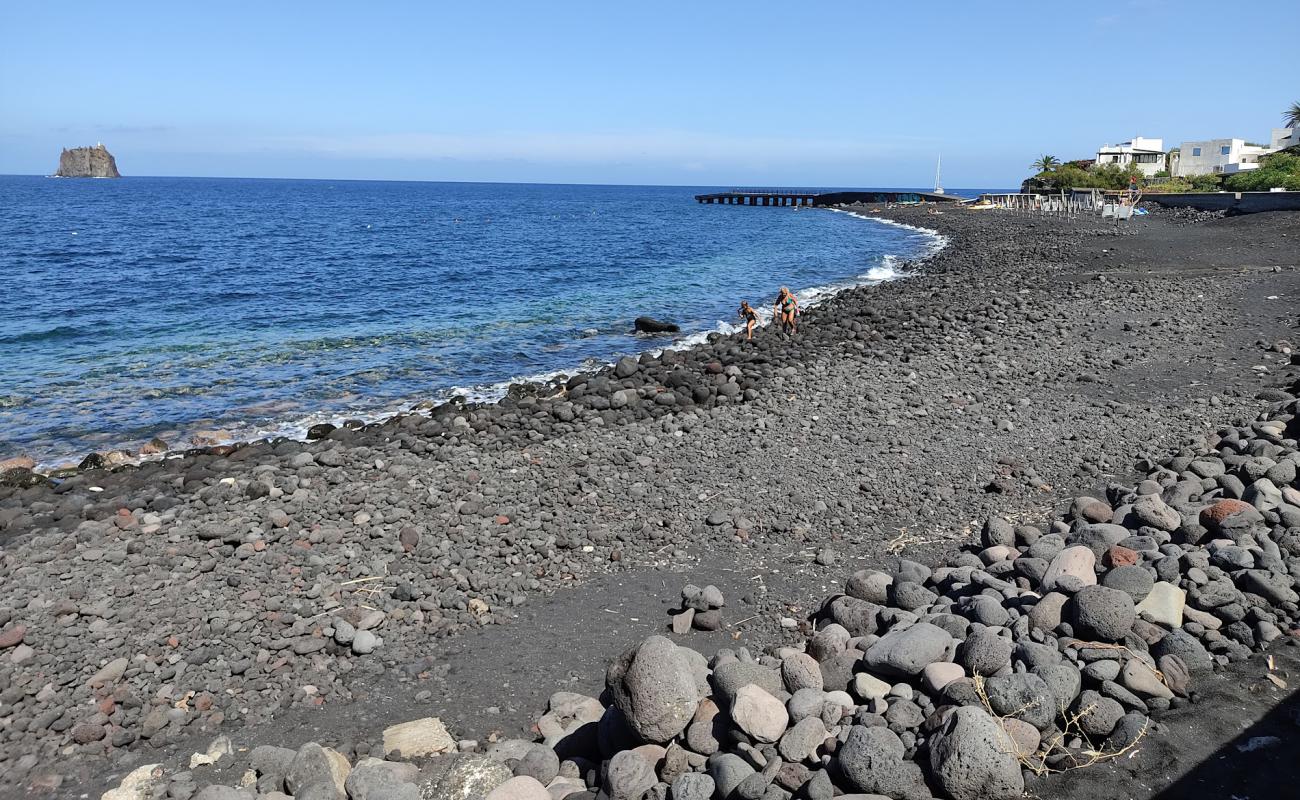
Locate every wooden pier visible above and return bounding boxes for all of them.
[694,189,961,206]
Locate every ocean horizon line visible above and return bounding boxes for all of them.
[4,172,1013,194]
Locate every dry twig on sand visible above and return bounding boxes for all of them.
[972,674,1148,776]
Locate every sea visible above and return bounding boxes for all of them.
[0,176,974,467]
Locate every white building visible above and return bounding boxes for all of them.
[1095,136,1166,177]
[1270,127,1298,151]
[1171,139,1270,176]
[1171,129,1296,177]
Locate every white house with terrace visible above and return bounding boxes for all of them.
[1094,136,1166,177]
[1170,127,1298,177]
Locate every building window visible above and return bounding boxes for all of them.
[1192,147,1202,156]
[1110,155,1119,163]
[1220,145,1231,155]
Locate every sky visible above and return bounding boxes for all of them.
[1,1,1296,188]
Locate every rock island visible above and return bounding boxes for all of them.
[54,143,121,177]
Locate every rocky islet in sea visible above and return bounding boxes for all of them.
[53,144,121,178]
[1,205,1299,798]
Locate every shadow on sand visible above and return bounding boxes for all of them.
[1038,644,1300,800]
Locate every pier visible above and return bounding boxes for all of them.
[694,189,961,206]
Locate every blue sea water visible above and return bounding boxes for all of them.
[0,176,950,465]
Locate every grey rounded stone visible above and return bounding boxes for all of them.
[863,623,955,677]
[778,716,827,762]
[959,627,1014,677]
[1151,629,1213,672]
[1069,585,1136,641]
[671,773,715,800]
[1075,689,1125,737]
[928,706,1025,800]
[603,750,656,800]
[780,652,823,693]
[984,673,1055,730]
[845,570,893,604]
[606,636,700,742]
[834,725,930,800]
[1101,565,1155,602]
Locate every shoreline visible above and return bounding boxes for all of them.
[3,205,1300,798]
[6,208,945,478]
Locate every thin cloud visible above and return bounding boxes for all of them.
[251,130,936,165]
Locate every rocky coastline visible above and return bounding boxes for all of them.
[2,205,1300,799]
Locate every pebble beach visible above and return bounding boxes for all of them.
[3,204,1300,800]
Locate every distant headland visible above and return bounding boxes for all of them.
[54,143,121,178]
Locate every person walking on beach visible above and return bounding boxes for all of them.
[738,300,759,340]
[774,287,799,334]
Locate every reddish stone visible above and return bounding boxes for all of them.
[71,723,106,744]
[1200,499,1254,526]
[1105,546,1139,567]
[112,515,137,530]
[292,540,312,550]
[494,515,510,525]
[193,692,215,712]
[97,696,116,715]
[0,624,26,648]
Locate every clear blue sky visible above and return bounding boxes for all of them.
[1,1,1295,187]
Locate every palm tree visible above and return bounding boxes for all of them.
[1031,154,1061,172]
[1285,100,1300,129]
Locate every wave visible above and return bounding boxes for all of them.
[0,324,92,345]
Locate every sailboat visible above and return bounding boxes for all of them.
[933,154,945,195]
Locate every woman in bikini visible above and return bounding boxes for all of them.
[774,287,798,334]
[738,300,759,340]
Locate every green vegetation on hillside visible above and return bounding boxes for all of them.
[1145,173,1224,193]
[1223,149,1300,191]
[1022,162,1143,192]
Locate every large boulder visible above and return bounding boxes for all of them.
[730,684,789,743]
[929,706,1025,800]
[834,726,930,800]
[606,636,701,742]
[1041,546,1097,591]
[602,750,657,800]
[984,673,1055,730]
[959,627,1014,677]
[862,623,955,677]
[1069,585,1136,641]
[285,743,350,798]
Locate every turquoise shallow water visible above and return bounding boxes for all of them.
[0,177,947,464]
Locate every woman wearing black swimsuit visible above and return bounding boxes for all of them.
[738,300,759,340]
